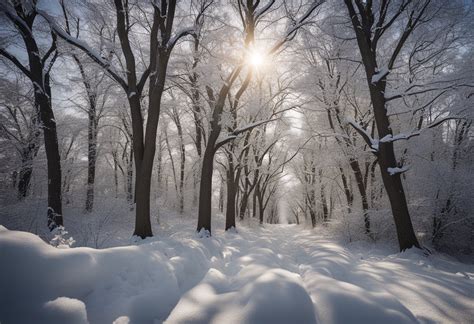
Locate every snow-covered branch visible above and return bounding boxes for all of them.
[380,117,466,144]
[371,66,390,84]
[37,9,128,91]
[385,84,471,102]
[0,48,32,80]
[387,166,409,176]
[269,0,324,55]
[167,27,196,51]
[215,118,279,150]
[345,117,378,152]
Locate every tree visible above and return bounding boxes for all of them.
[342,0,471,250]
[197,0,324,234]
[0,1,63,229]
[0,76,41,199]
[42,0,210,238]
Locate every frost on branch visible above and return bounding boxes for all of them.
[387,166,409,176]
[345,117,379,152]
[371,67,390,84]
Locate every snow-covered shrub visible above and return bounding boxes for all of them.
[50,226,75,248]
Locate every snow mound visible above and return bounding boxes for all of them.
[1,220,473,324]
[0,226,180,323]
[166,268,316,324]
[43,297,88,324]
[304,272,417,323]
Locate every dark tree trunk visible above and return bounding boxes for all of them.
[349,159,370,234]
[17,163,33,199]
[85,123,97,212]
[344,0,420,250]
[35,84,62,228]
[239,188,250,220]
[2,5,63,229]
[17,123,41,199]
[197,144,216,233]
[225,155,237,230]
[339,167,353,213]
[258,191,265,224]
[112,151,119,198]
[31,48,62,230]
[126,147,134,206]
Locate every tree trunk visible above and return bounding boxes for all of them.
[17,159,34,199]
[35,88,62,228]
[344,0,420,251]
[349,159,370,234]
[132,55,169,238]
[126,148,134,206]
[175,113,186,213]
[85,111,97,212]
[225,158,237,230]
[258,190,265,224]
[339,167,353,214]
[197,144,215,233]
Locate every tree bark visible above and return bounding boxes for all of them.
[344,0,420,250]
[197,144,216,233]
[225,153,237,230]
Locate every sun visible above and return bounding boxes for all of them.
[249,51,264,67]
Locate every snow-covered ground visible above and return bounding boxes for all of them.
[1,202,473,323]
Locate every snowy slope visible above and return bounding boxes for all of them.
[1,216,473,324]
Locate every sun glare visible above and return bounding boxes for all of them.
[248,51,264,67]
[247,49,265,69]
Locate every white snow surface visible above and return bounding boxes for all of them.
[1,213,473,324]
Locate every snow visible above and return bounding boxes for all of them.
[371,67,390,84]
[1,212,473,324]
[167,27,196,49]
[345,117,379,151]
[387,166,410,175]
[380,132,420,143]
[43,297,88,324]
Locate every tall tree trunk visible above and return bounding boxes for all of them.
[126,148,134,207]
[225,153,237,230]
[257,188,265,224]
[3,5,63,229]
[197,144,215,233]
[349,159,370,234]
[17,162,33,199]
[338,167,353,214]
[85,106,98,212]
[175,112,186,213]
[112,151,119,198]
[17,122,41,199]
[344,0,420,250]
[36,85,62,229]
[133,56,169,238]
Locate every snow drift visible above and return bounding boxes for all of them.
[1,221,473,324]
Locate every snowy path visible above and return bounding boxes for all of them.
[168,224,474,323]
[1,219,473,323]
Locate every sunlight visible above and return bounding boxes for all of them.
[247,48,266,69]
[249,51,264,67]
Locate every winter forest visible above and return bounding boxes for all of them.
[0,0,473,323]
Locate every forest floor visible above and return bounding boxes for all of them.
[0,199,473,323]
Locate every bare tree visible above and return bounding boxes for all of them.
[42,0,210,237]
[0,1,62,229]
[197,0,323,234]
